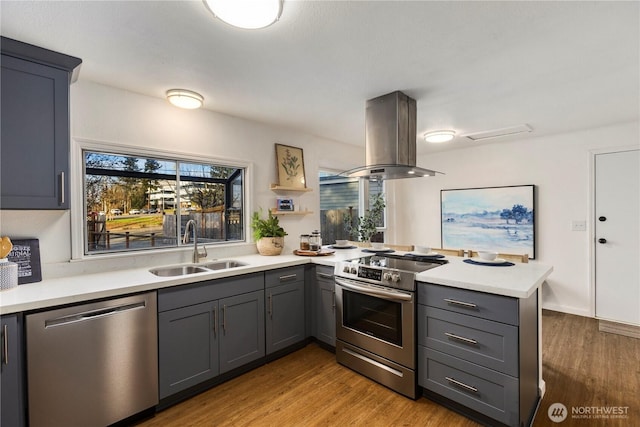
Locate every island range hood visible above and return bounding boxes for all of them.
[340,90,441,180]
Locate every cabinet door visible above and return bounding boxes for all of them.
[0,55,70,209]
[158,301,219,399]
[1,314,25,427]
[266,281,305,354]
[316,274,336,346]
[219,290,265,374]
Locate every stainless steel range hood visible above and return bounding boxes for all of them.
[341,91,441,180]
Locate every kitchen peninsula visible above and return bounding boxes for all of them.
[0,251,552,427]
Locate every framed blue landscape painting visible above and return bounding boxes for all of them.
[441,185,535,259]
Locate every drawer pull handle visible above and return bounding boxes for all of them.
[443,298,477,309]
[279,274,297,282]
[2,324,8,365]
[317,272,334,280]
[445,332,478,345]
[213,307,217,337]
[445,376,478,393]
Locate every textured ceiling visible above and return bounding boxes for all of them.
[1,1,638,154]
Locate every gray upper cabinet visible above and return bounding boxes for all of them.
[265,271,305,355]
[0,37,81,210]
[1,314,25,427]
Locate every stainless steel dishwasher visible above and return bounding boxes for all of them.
[26,292,158,427]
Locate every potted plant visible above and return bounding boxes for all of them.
[344,193,385,244]
[251,209,287,255]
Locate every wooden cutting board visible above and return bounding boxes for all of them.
[293,249,335,256]
[0,237,12,259]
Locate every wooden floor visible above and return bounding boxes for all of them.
[138,311,640,427]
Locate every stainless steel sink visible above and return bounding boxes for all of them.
[149,260,248,277]
[149,265,209,277]
[201,260,248,270]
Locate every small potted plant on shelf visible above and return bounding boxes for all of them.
[344,193,385,244]
[251,209,287,255]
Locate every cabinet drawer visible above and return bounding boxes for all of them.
[265,266,304,288]
[419,347,519,426]
[418,282,518,325]
[158,273,263,312]
[418,306,518,376]
[315,265,334,281]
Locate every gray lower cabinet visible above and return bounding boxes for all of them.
[0,37,81,209]
[314,265,336,346]
[417,282,539,427]
[158,273,265,399]
[158,301,219,399]
[219,290,265,373]
[265,266,305,354]
[0,314,25,427]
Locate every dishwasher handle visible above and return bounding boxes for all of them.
[45,301,146,328]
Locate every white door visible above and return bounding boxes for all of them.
[595,149,640,325]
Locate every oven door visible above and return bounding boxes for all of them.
[335,277,415,368]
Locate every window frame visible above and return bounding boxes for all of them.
[70,138,253,260]
[318,169,386,242]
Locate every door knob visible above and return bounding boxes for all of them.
[598,216,607,222]
[598,238,607,244]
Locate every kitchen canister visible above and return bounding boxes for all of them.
[0,258,18,290]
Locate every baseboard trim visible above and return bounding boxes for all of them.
[598,320,640,339]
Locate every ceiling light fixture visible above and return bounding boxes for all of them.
[424,130,455,143]
[203,0,283,29]
[166,89,204,109]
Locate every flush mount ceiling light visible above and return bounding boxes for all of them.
[203,0,283,29]
[166,89,204,109]
[424,130,456,143]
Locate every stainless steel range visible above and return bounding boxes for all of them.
[334,253,447,399]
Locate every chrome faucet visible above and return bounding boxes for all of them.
[183,219,207,263]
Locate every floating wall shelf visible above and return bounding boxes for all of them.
[269,209,313,216]
[269,184,313,192]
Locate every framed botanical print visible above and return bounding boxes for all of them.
[275,143,306,188]
[441,185,535,259]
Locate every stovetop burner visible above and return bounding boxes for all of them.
[334,253,447,291]
[365,253,448,273]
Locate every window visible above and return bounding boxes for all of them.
[318,171,385,244]
[84,150,244,255]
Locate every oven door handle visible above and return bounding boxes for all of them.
[335,278,413,302]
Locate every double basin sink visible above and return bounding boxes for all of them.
[150,260,248,277]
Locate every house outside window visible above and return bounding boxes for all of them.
[318,171,385,244]
[83,150,244,255]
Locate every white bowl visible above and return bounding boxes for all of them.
[335,240,349,246]
[415,245,431,254]
[371,242,385,249]
[477,251,498,261]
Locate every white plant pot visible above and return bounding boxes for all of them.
[256,237,284,256]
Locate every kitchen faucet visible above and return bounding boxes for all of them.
[183,219,207,263]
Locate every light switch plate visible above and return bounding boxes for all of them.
[571,220,586,231]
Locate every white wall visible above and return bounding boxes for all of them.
[2,78,637,318]
[391,121,640,316]
[0,80,362,278]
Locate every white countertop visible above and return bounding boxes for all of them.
[0,248,552,315]
[416,257,553,299]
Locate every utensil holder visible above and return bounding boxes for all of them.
[0,259,18,290]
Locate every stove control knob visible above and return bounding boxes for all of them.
[350,266,358,274]
[343,266,351,273]
[391,273,401,283]
[383,272,392,281]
